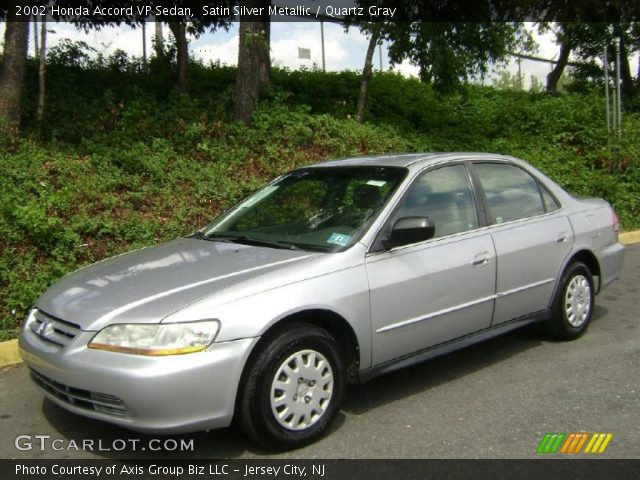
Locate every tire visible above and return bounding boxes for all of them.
[547,262,595,340]
[237,322,345,450]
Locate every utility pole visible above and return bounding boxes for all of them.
[320,21,326,72]
[604,42,623,141]
[604,46,611,134]
[611,47,617,135]
[615,38,622,139]
[378,40,383,70]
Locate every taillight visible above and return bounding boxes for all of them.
[612,209,620,235]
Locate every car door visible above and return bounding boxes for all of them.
[365,163,497,366]
[470,161,573,325]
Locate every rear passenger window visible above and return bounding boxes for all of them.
[474,163,545,223]
[392,165,478,239]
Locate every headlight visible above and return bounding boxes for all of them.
[88,320,220,356]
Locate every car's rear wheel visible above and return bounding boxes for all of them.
[547,262,594,340]
[237,322,345,449]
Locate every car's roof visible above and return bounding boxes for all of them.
[307,152,518,170]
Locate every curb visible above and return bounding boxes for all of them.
[0,229,639,369]
[0,339,21,368]
[620,231,640,245]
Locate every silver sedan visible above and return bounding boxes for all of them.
[19,153,625,449]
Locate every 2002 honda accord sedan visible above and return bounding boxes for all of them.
[20,153,624,449]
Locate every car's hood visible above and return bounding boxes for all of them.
[36,237,315,331]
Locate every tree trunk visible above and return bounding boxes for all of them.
[546,35,572,93]
[32,14,39,59]
[142,20,148,70]
[0,15,30,134]
[618,36,635,98]
[234,0,271,124]
[418,65,431,83]
[154,20,164,57]
[637,42,640,88]
[356,29,380,123]
[168,21,189,94]
[37,15,47,135]
[637,47,640,88]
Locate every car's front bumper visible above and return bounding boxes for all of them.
[19,315,259,434]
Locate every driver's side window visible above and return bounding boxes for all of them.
[393,165,479,239]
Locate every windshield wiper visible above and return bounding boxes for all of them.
[202,233,304,251]
[191,231,241,244]
[190,231,206,240]
[287,242,331,252]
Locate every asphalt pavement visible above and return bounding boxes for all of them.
[1,245,638,459]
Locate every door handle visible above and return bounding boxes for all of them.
[555,232,569,243]
[471,252,490,267]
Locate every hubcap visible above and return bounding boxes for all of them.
[270,349,334,431]
[564,274,592,327]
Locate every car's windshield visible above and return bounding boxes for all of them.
[201,166,407,252]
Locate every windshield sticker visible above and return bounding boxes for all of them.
[366,180,386,187]
[327,232,352,246]
[239,185,279,208]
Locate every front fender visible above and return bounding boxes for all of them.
[167,262,373,370]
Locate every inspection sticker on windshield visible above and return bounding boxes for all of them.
[366,180,386,187]
[327,233,351,246]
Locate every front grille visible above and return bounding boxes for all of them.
[30,310,81,347]
[30,368,128,418]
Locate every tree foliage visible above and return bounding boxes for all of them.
[384,22,531,91]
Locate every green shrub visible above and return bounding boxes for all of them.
[1,54,638,340]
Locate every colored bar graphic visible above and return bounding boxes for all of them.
[559,433,575,453]
[536,433,566,454]
[537,433,613,454]
[584,433,613,454]
[573,433,589,453]
[562,433,589,454]
[584,433,598,453]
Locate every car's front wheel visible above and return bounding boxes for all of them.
[547,261,595,340]
[237,322,345,449]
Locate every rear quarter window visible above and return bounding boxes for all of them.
[538,183,560,212]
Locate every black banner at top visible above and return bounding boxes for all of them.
[0,1,639,23]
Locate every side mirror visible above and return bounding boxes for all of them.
[383,217,435,249]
